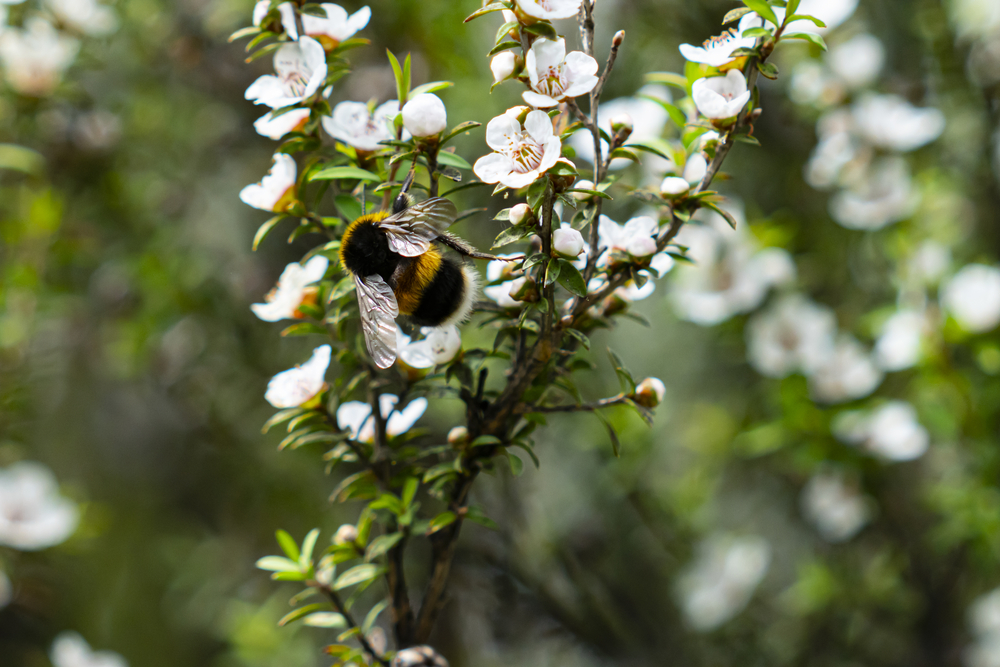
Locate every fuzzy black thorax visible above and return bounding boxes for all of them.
[339,213,399,280]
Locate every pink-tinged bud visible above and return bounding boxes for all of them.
[553,226,585,258]
[491,51,518,83]
[509,203,534,226]
[402,93,448,138]
[632,377,666,408]
[610,112,633,136]
[660,176,690,198]
[447,426,469,446]
[509,276,539,303]
[333,524,359,545]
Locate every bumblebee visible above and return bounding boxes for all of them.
[340,186,497,369]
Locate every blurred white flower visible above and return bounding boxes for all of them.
[474,109,561,189]
[251,256,328,322]
[789,0,858,34]
[0,461,78,551]
[295,4,370,49]
[830,157,916,230]
[682,153,709,185]
[244,37,328,109]
[0,18,79,97]
[910,241,951,286]
[264,345,331,408]
[401,93,447,138]
[392,645,449,667]
[399,325,462,368]
[801,470,872,542]
[809,336,882,404]
[746,294,837,378]
[336,395,428,443]
[514,0,582,20]
[51,633,127,667]
[483,254,521,308]
[322,100,401,151]
[851,94,946,152]
[598,215,658,260]
[45,0,117,36]
[805,128,860,189]
[553,224,585,258]
[943,264,1000,333]
[491,51,517,83]
[692,70,751,121]
[660,176,690,197]
[833,400,929,461]
[677,534,771,632]
[240,153,298,212]
[971,588,1000,637]
[569,84,670,169]
[875,309,926,371]
[789,60,843,108]
[522,37,598,108]
[254,108,311,141]
[679,25,756,68]
[829,34,885,89]
[0,566,9,609]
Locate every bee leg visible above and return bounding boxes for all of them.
[438,232,524,262]
[392,169,417,214]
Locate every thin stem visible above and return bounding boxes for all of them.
[316,583,392,667]
[523,393,628,414]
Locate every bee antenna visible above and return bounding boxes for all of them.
[361,184,366,212]
[400,169,415,194]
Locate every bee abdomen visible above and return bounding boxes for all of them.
[409,257,478,327]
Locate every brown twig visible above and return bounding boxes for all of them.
[316,583,392,667]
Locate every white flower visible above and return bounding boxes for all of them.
[829,34,885,89]
[522,37,598,108]
[336,395,428,443]
[251,256,328,322]
[0,18,79,97]
[801,471,872,543]
[692,70,752,121]
[484,254,521,308]
[322,100,401,151]
[474,109,561,189]
[677,534,771,632]
[51,632,127,667]
[789,60,843,108]
[805,127,860,189]
[45,0,117,36]
[971,588,1000,637]
[244,37,328,109]
[942,264,1000,333]
[254,108,311,140]
[553,224,585,258]
[264,345,332,408]
[393,646,449,667]
[791,0,859,33]
[514,0,582,20]
[875,309,926,371]
[660,177,690,197]
[399,325,462,368]
[682,153,709,184]
[296,4,371,49]
[910,241,951,286]
[746,294,837,378]
[240,153,298,212]
[597,215,658,261]
[833,401,929,461]
[679,25,756,68]
[401,93,447,138]
[851,94,946,152]
[569,84,670,169]
[809,336,883,404]
[491,51,517,83]
[0,461,78,551]
[829,157,916,230]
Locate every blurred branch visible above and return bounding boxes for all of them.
[315,582,392,666]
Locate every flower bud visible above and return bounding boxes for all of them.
[491,51,518,83]
[626,236,657,258]
[553,226,585,258]
[549,157,578,192]
[698,130,721,151]
[631,377,666,408]
[660,176,690,198]
[333,524,358,545]
[447,426,469,446]
[571,179,596,203]
[392,645,449,667]
[402,93,447,138]
[509,276,539,303]
[509,203,534,226]
[610,112,633,144]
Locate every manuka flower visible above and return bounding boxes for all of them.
[745,294,838,378]
[514,0,582,21]
[829,157,916,230]
[808,336,883,404]
[336,395,428,443]
[942,264,1000,333]
[264,345,331,408]
[800,471,872,543]
[473,109,561,189]
[398,325,463,368]
[254,108,311,140]
[0,461,79,551]
[251,256,329,322]
[0,18,79,97]
[833,401,929,461]
[239,153,298,212]
[45,0,117,36]
[597,215,658,262]
[851,94,946,152]
[679,22,756,68]
[295,4,370,50]
[522,37,598,108]
[51,633,127,667]
[322,100,402,151]
[692,70,751,121]
[244,37,328,109]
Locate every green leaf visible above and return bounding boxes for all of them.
[702,201,740,229]
[741,27,772,39]
[411,80,454,96]
[555,259,587,297]
[471,435,502,447]
[492,225,535,249]
[335,194,363,221]
[402,477,419,507]
[506,452,524,476]
[742,0,778,26]
[464,1,510,22]
[757,61,779,80]
[596,411,621,458]
[607,348,636,393]
[785,13,826,27]
[0,144,44,174]
[465,506,499,530]
[228,25,261,42]
[427,511,457,534]
[645,71,689,92]
[364,533,404,561]
[564,187,612,200]
[256,555,301,572]
[333,564,382,590]
[278,603,329,627]
[303,612,348,628]
[626,139,671,160]
[436,151,472,170]
[722,6,753,23]
[300,528,320,564]
[262,408,306,434]
[523,21,557,40]
[781,31,827,50]
[495,20,519,46]
[564,328,590,350]
[510,440,540,468]
[489,40,521,57]
[276,530,300,561]
[387,49,410,104]
[786,0,801,15]
[252,215,288,251]
[311,166,381,182]
[271,570,308,581]
[637,95,688,129]
[441,120,482,145]
[362,600,390,634]
[280,322,327,337]
[544,258,562,287]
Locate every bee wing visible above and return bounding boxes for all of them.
[377,197,458,257]
[354,273,399,369]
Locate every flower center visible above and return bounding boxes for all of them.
[536,64,568,98]
[283,70,310,97]
[703,29,738,51]
[508,136,545,173]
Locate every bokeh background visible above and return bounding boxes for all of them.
[3,0,1000,666]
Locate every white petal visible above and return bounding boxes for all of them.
[530,37,567,73]
[500,169,541,189]
[336,401,372,440]
[524,109,554,142]
[386,398,428,436]
[537,136,562,173]
[473,152,515,184]
[561,75,599,99]
[485,112,522,150]
[522,90,560,108]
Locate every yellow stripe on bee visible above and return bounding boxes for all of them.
[339,212,389,271]
[395,247,442,315]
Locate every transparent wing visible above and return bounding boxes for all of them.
[377,197,458,257]
[354,273,399,369]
